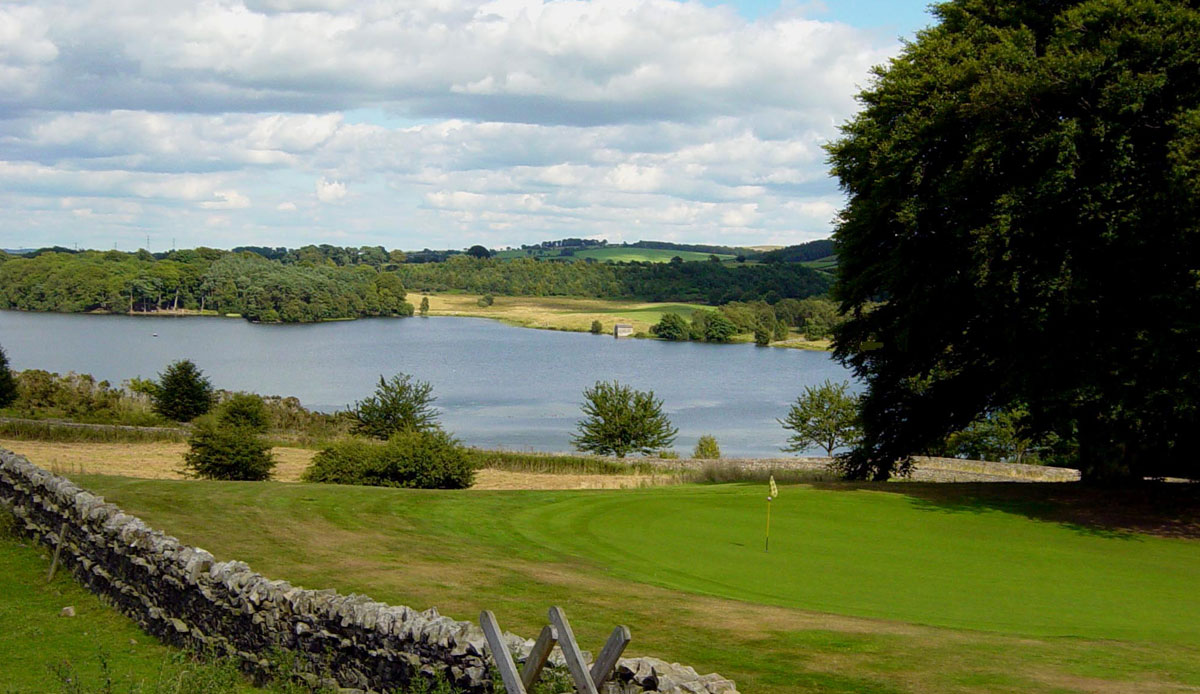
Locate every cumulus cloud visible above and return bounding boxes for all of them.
[315,177,347,203]
[0,0,901,250]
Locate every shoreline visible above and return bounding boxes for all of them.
[4,298,835,351]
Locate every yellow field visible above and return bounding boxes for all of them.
[421,293,705,334]
[0,440,664,490]
[420,293,833,350]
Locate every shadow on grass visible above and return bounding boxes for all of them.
[809,480,1200,540]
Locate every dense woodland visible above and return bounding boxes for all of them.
[0,248,413,322]
[0,242,831,322]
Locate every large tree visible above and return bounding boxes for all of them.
[827,0,1200,481]
[572,381,678,458]
[0,344,17,409]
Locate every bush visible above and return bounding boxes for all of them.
[590,319,603,334]
[304,429,475,489]
[651,312,689,341]
[217,393,269,432]
[153,360,215,422]
[352,373,440,439]
[477,294,494,307]
[183,416,275,481]
[419,296,430,316]
[693,435,721,459]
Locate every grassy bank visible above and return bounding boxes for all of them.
[420,293,833,349]
[421,293,706,334]
[55,476,1200,694]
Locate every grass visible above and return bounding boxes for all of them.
[0,419,187,444]
[51,475,1200,694]
[463,448,664,476]
[0,508,262,693]
[421,293,708,334]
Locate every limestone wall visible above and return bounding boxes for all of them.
[0,449,737,694]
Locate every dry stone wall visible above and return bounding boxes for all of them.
[0,449,737,694]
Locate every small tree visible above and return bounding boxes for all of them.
[754,323,771,346]
[651,313,689,341]
[352,374,439,439]
[183,415,275,481]
[693,435,721,459]
[773,320,789,342]
[590,319,603,334]
[477,294,494,307]
[466,245,492,259]
[572,381,677,458]
[217,393,269,433]
[0,344,17,409]
[419,296,430,316]
[703,313,737,343]
[153,360,214,422]
[779,380,861,457]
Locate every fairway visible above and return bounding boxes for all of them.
[36,475,1200,693]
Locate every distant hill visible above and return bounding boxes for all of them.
[761,239,836,264]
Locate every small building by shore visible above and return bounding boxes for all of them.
[613,323,634,338]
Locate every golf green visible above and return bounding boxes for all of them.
[510,484,1200,643]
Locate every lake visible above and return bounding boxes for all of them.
[0,310,856,457]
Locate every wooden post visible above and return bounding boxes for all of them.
[548,606,599,694]
[521,624,559,690]
[480,610,527,694]
[589,625,631,686]
[46,521,67,582]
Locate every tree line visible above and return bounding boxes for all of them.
[392,255,829,304]
[0,248,412,322]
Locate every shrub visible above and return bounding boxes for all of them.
[419,296,430,316]
[304,429,475,489]
[651,312,689,341]
[183,416,275,481]
[476,294,494,307]
[754,323,771,346]
[693,435,721,459]
[153,360,215,422]
[217,393,269,432]
[589,319,603,334]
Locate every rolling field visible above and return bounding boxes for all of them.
[29,474,1200,694]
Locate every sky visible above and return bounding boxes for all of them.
[0,0,937,253]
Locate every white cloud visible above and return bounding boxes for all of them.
[315,177,347,203]
[0,0,902,250]
[200,190,251,209]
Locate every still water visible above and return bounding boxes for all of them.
[0,310,856,457]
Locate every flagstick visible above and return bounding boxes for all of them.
[765,496,771,552]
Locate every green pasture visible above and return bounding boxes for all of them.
[574,248,734,263]
[43,476,1200,694]
[494,248,735,263]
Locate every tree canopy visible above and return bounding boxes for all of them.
[0,344,17,409]
[828,0,1200,481]
[352,374,440,439]
[572,381,678,458]
[153,360,215,422]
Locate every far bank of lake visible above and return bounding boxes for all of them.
[0,310,854,457]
